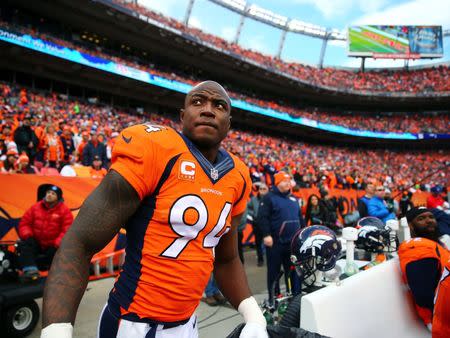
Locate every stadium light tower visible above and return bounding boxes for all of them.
[234,9,245,43]
[247,5,289,59]
[318,30,331,69]
[208,0,346,64]
[184,0,196,26]
[288,19,327,38]
[220,0,247,11]
[247,4,288,28]
[208,0,248,43]
[277,25,289,59]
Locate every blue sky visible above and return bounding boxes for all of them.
[138,0,450,68]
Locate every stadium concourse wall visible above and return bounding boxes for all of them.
[0,174,433,246]
[0,27,449,142]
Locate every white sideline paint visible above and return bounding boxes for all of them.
[300,259,431,338]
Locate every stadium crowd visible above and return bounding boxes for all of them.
[1,19,449,135]
[114,0,450,94]
[1,83,448,193]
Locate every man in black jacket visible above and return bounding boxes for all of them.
[247,183,269,266]
[60,126,75,166]
[258,172,305,304]
[82,132,107,168]
[319,187,339,230]
[14,115,38,161]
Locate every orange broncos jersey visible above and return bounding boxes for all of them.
[433,262,450,338]
[108,124,251,323]
[398,237,450,327]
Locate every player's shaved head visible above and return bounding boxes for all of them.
[185,81,231,111]
[181,80,232,160]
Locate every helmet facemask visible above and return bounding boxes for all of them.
[316,239,342,271]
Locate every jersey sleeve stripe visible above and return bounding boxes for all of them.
[232,171,247,215]
[153,154,182,194]
[109,154,181,313]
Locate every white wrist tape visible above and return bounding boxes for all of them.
[41,323,73,338]
[238,296,266,327]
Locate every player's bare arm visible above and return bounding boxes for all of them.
[213,212,252,309]
[42,170,140,327]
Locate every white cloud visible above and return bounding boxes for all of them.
[353,0,450,28]
[220,26,237,41]
[328,39,346,47]
[189,16,203,29]
[360,0,389,14]
[137,0,180,16]
[243,35,272,55]
[291,0,389,19]
[343,58,362,68]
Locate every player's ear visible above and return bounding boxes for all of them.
[227,115,231,131]
[408,223,416,237]
[180,108,185,122]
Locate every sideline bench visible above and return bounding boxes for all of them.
[300,259,430,338]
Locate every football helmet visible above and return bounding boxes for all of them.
[0,242,17,280]
[356,217,398,253]
[290,225,341,282]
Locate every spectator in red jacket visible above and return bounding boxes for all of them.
[17,185,73,281]
[427,186,445,209]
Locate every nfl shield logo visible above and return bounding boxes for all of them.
[210,168,219,181]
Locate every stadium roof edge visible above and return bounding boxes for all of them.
[115,0,448,72]
[209,0,450,43]
[208,0,345,40]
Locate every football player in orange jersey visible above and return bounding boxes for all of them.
[41,81,268,338]
[398,207,450,334]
